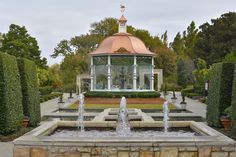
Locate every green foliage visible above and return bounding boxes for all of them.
[194,12,236,64]
[224,106,233,119]
[207,63,235,127]
[0,24,47,68]
[17,58,40,126]
[177,58,195,87]
[171,21,198,59]
[85,91,161,98]
[161,31,168,47]
[177,59,188,87]
[60,53,89,87]
[0,53,23,135]
[231,64,236,132]
[39,86,53,95]
[40,92,62,103]
[48,64,63,89]
[223,51,236,63]
[171,32,184,56]
[183,21,199,58]
[193,58,210,95]
[160,83,182,91]
[155,47,177,77]
[181,85,194,96]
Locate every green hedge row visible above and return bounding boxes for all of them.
[231,64,236,133]
[0,53,23,135]
[40,92,62,103]
[207,63,235,127]
[85,91,161,98]
[17,58,40,127]
[39,86,53,95]
[160,83,182,92]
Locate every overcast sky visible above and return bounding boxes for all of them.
[0,0,236,65]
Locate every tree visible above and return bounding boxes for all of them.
[177,59,188,87]
[0,33,3,48]
[48,64,63,89]
[90,18,118,37]
[134,29,163,52]
[0,24,47,68]
[161,31,168,47]
[183,21,198,58]
[60,53,89,90]
[223,51,236,62]
[193,58,210,95]
[171,32,184,56]
[194,12,236,64]
[155,47,176,77]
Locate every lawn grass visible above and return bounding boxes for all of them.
[69,103,176,109]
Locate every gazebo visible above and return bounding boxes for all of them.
[89,14,156,92]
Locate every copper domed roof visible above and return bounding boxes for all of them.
[90,32,155,56]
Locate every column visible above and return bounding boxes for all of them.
[107,55,111,90]
[90,57,94,91]
[151,57,155,91]
[133,56,137,90]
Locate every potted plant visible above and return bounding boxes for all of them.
[21,116,29,128]
[220,106,232,131]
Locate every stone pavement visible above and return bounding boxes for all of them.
[162,91,207,118]
[0,142,13,157]
[40,93,78,117]
[0,93,78,157]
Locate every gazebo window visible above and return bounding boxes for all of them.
[136,56,152,90]
[93,56,108,90]
[111,56,133,90]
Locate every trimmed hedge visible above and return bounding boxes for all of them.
[232,64,236,133]
[39,86,53,95]
[17,58,40,127]
[160,83,182,92]
[207,63,235,127]
[40,92,62,103]
[0,53,23,135]
[85,91,161,98]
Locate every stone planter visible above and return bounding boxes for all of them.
[220,116,232,131]
[21,119,29,128]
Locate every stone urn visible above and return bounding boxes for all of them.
[220,116,232,131]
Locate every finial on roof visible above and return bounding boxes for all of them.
[120,4,125,15]
[119,4,127,33]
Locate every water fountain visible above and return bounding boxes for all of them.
[77,93,84,132]
[13,96,236,156]
[116,97,131,136]
[163,101,169,133]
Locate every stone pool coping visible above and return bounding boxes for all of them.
[13,120,235,148]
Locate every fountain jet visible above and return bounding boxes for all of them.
[163,101,169,133]
[78,93,85,132]
[116,97,130,136]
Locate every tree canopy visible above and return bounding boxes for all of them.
[0,24,47,68]
[194,12,236,64]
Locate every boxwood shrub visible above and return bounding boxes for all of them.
[40,92,62,103]
[17,58,40,127]
[39,86,53,95]
[85,91,161,98]
[207,63,235,127]
[231,64,236,133]
[0,53,23,135]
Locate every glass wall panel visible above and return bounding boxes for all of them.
[136,56,152,90]
[111,56,133,90]
[93,56,107,90]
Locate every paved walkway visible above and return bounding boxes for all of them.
[162,91,207,118]
[40,93,78,117]
[0,142,13,157]
[0,93,78,157]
